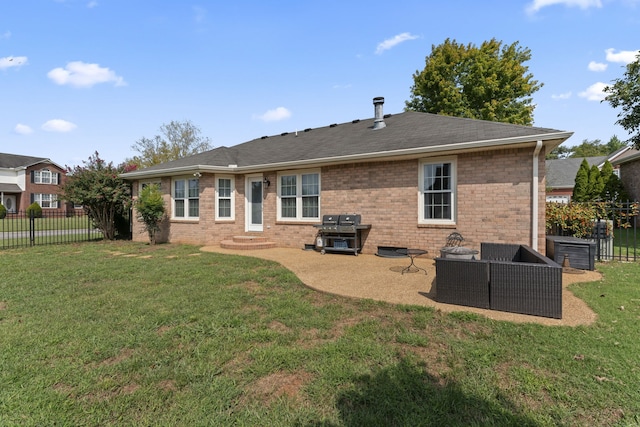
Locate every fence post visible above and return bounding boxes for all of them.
[29,210,35,246]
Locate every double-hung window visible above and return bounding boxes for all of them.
[32,193,58,209]
[278,171,320,221]
[173,178,199,219]
[215,176,234,220]
[419,158,456,224]
[33,169,58,185]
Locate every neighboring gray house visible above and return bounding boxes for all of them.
[546,146,637,203]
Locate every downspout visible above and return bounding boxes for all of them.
[532,140,543,251]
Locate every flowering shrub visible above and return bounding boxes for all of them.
[546,201,638,238]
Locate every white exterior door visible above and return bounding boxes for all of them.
[246,177,263,232]
[4,195,16,213]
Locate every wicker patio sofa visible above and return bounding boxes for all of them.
[435,243,563,319]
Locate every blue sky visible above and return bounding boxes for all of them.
[1,0,639,167]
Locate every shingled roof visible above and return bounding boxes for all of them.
[0,152,50,169]
[546,156,608,189]
[121,109,572,179]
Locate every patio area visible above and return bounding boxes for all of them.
[200,245,601,327]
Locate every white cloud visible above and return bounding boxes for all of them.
[87,1,98,8]
[605,48,640,64]
[588,61,607,72]
[1,31,11,39]
[253,107,292,122]
[578,82,607,101]
[14,124,33,135]
[0,56,28,70]
[526,0,602,14]
[42,119,77,132]
[375,32,419,55]
[551,92,572,100]
[193,6,206,23]
[47,61,126,88]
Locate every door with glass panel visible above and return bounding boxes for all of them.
[246,177,263,232]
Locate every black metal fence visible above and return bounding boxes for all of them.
[0,210,104,250]
[592,202,638,262]
[547,201,638,262]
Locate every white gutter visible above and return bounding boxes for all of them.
[532,140,543,251]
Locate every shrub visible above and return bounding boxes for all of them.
[26,202,43,218]
[0,203,6,219]
[134,184,165,244]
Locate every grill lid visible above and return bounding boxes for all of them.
[338,214,361,226]
[322,215,339,226]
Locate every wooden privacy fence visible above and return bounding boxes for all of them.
[0,210,104,249]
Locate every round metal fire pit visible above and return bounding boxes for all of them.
[439,246,479,260]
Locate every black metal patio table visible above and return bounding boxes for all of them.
[397,248,428,275]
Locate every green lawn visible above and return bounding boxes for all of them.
[1,242,639,426]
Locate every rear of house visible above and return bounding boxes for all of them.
[121,98,572,256]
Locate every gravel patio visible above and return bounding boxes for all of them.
[200,246,601,326]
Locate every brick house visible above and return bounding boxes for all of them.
[120,97,572,255]
[0,152,68,214]
[614,150,640,202]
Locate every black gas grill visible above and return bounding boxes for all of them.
[314,214,371,255]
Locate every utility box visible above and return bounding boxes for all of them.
[546,236,596,270]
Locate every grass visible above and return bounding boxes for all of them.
[0,215,103,249]
[1,241,639,426]
[612,227,639,259]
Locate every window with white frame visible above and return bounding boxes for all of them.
[277,171,320,221]
[215,176,234,220]
[173,178,199,219]
[419,158,456,224]
[32,193,59,208]
[34,169,59,185]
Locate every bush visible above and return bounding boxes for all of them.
[134,184,165,244]
[26,202,43,218]
[0,203,6,219]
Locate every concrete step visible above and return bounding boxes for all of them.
[219,235,277,250]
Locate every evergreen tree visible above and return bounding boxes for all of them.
[588,165,604,200]
[572,159,590,202]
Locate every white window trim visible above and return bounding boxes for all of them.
[171,176,199,220]
[418,157,457,225]
[34,169,58,185]
[276,169,321,222]
[215,175,235,221]
[33,193,59,209]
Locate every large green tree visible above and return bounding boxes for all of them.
[546,136,627,159]
[128,120,212,168]
[603,53,640,149]
[60,152,132,240]
[406,38,542,125]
